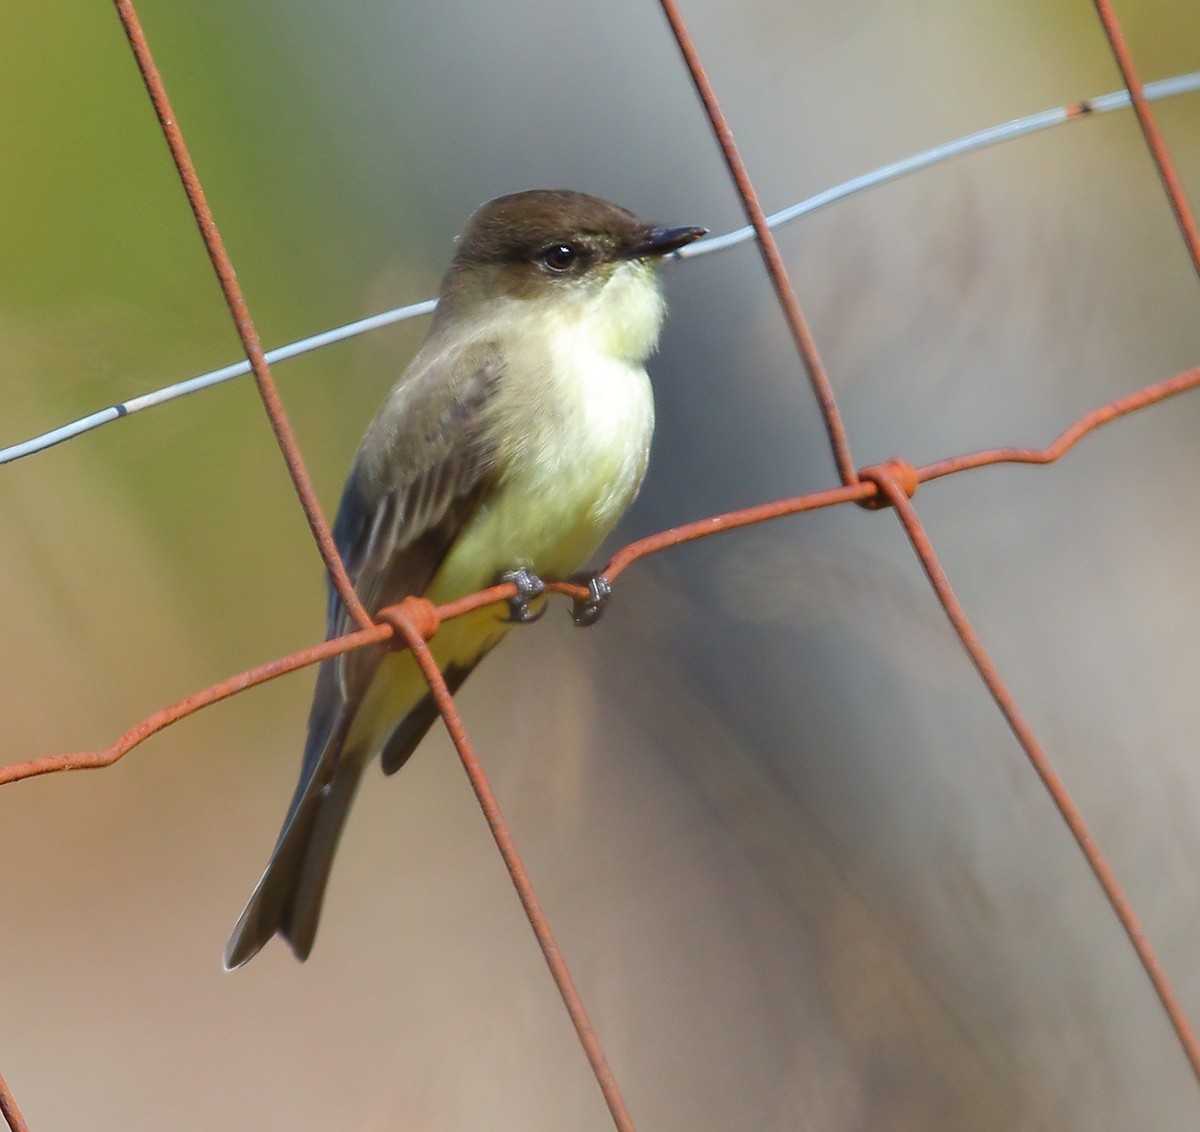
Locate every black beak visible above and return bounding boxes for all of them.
[624,224,707,259]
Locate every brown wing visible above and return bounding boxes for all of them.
[302,338,506,797]
[223,341,506,967]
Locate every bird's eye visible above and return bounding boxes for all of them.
[540,243,579,272]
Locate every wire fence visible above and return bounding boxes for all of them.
[2,0,1199,1128]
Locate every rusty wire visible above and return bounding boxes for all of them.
[653,0,858,488]
[1089,0,1200,281]
[0,1073,29,1132]
[24,5,630,1128]
[386,605,637,1132]
[3,0,1200,1129]
[110,0,371,634]
[7,341,1197,780]
[867,462,1200,1080]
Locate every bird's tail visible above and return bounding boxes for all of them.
[223,753,364,969]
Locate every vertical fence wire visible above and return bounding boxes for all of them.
[0,1074,30,1132]
[654,0,859,487]
[110,0,372,634]
[104,0,638,1125]
[866,464,1200,1082]
[385,603,637,1132]
[1089,0,1200,280]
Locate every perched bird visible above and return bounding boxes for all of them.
[224,189,704,968]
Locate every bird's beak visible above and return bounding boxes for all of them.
[624,225,707,260]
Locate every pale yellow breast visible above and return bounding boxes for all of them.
[428,347,653,601]
[428,262,663,602]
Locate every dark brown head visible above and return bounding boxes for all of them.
[435,189,705,314]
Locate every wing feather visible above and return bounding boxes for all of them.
[289,340,504,827]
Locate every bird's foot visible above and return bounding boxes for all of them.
[571,573,612,627]
[499,567,547,624]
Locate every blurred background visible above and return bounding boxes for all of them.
[3,0,1200,1128]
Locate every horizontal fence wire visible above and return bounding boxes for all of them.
[2,0,1199,1128]
[3,74,1199,468]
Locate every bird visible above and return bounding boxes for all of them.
[224,189,705,968]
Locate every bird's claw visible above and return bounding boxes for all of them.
[571,573,612,627]
[499,567,547,624]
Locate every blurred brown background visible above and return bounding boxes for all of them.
[3,1,1200,1128]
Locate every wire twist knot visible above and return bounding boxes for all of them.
[376,597,441,647]
[856,458,920,510]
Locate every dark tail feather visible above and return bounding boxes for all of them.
[226,657,483,967]
[223,755,364,969]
